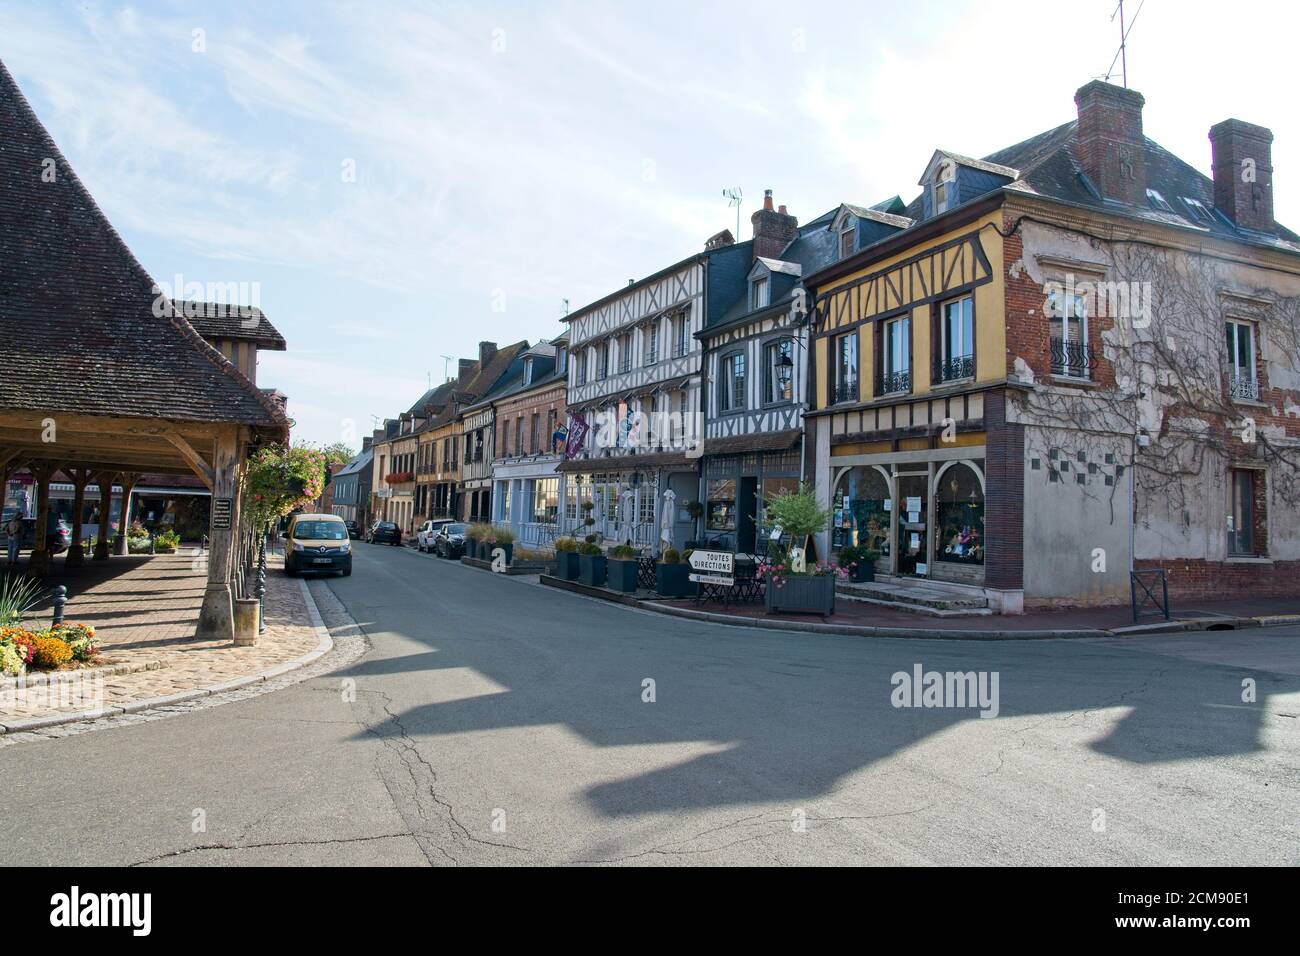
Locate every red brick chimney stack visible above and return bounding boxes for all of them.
[750,189,799,261]
[1073,80,1146,205]
[1210,118,1274,233]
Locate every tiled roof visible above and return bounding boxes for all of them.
[177,302,286,351]
[0,59,287,430]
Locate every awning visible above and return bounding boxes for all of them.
[699,429,802,457]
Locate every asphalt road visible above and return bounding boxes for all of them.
[2,541,1297,865]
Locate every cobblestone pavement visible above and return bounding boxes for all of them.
[1,553,338,729]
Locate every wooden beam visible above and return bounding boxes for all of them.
[0,410,228,441]
[164,432,214,490]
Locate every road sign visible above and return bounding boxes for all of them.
[688,549,734,587]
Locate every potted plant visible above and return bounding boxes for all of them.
[486,525,515,565]
[607,544,639,592]
[154,528,181,554]
[465,522,488,559]
[577,541,607,587]
[654,547,697,598]
[554,537,580,579]
[838,543,880,583]
[759,484,843,615]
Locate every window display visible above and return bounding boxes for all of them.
[935,462,984,565]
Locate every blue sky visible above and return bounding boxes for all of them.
[2,0,1296,447]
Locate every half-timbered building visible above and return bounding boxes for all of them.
[558,231,751,549]
[806,80,1300,612]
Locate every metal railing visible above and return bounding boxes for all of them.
[833,379,858,404]
[876,369,911,395]
[1130,569,1170,623]
[933,353,974,384]
[1228,372,1260,401]
[1050,338,1094,378]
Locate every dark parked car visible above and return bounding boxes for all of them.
[6,516,72,554]
[367,521,402,545]
[345,520,360,539]
[432,522,468,559]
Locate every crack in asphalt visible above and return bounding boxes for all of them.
[126,831,415,866]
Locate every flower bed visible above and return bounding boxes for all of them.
[0,622,101,676]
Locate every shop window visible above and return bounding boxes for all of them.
[706,478,737,531]
[831,468,891,558]
[533,478,558,524]
[935,463,984,565]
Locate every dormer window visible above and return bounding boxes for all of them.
[556,346,567,373]
[523,357,534,385]
[1182,196,1215,226]
[751,275,769,310]
[934,160,956,214]
[838,219,855,259]
[1146,188,1175,214]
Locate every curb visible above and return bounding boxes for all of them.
[538,575,1299,641]
[0,578,335,735]
[0,658,164,691]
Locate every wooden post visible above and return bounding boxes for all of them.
[196,428,242,641]
[64,467,90,568]
[94,471,113,560]
[113,472,140,555]
[29,463,55,576]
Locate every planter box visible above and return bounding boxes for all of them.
[851,561,876,583]
[607,558,638,593]
[485,542,513,565]
[765,573,836,615]
[655,562,697,598]
[555,552,580,580]
[578,553,607,588]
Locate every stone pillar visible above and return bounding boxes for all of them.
[29,464,53,576]
[64,468,89,568]
[94,472,113,560]
[113,473,139,556]
[197,429,241,641]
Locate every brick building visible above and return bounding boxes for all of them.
[806,80,1300,611]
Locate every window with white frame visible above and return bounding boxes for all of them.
[764,338,794,404]
[936,295,974,383]
[838,219,855,259]
[617,332,632,372]
[644,319,659,365]
[833,330,858,403]
[673,313,690,357]
[879,316,910,394]
[598,341,609,379]
[751,275,769,310]
[1047,288,1090,378]
[934,160,956,214]
[719,352,746,412]
[533,477,558,524]
[1225,319,1258,400]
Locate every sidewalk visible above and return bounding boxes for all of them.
[1,552,329,731]
[539,574,1300,638]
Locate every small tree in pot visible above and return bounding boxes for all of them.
[759,484,844,614]
[654,547,696,598]
[554,537,580,579]
[577,540,607,587]
[607,544,639,592]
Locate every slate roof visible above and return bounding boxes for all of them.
[896,118,1300,249]
[177,302,286,351]
[0,60,287,430]
[335,447,373,477]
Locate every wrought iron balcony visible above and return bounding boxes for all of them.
[1228,372,1260,401]
[876,369,911,395]
[933,353,974,384]
[833,378,859,404]
[1050,338,1094,378]
[618,358,632,373]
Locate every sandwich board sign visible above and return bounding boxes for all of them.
[688,549,734,587]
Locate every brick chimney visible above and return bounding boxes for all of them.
[362,436,372,452]
[750,189,799,260]
[1073,81,1146,205]
[1210,119,1274,233]
[478,341,497,367]
[458,358,475,382]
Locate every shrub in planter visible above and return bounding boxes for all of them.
[577,542,607,587]
[655,548,697,598]
[759,541,848,615]
[553,537,580,579]
[607,545,639,592]
[484,526,515,565]
[127,536,152,554]
[30,636,72,669]
[838,544,880,583]
[0,625,37,675]
[154,529,181,554]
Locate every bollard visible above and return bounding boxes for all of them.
[233,597,259,647]
[51,585,68,626]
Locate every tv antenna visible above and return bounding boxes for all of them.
[561,298,570,316]
[440,354,454,381]
[723,187,743,239]
[1104,0,1145,88]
